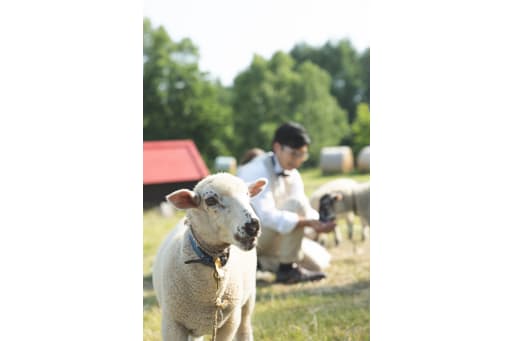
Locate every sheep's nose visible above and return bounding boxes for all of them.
[244,218,260,237]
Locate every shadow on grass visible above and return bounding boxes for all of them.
[143,273,158,311]
[256,270,275,287]
[144,274,154,291]
[256,279,274,287]
[144,293,158,311]
[256,280,370,303]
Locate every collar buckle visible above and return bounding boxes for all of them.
[184,231,229,269]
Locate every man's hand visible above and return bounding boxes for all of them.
[310,220,336,234]
[297,218,336,233]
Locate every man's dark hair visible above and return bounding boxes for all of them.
[272,122,311,149]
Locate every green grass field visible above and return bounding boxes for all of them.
[143,168,370,340]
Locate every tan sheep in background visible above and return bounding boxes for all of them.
[152,173,267,341]
[309,178,370,244]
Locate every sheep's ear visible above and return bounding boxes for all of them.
[166,189,201,209]
[248,178,268,198]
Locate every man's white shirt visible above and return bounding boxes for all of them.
[237,152,319,234]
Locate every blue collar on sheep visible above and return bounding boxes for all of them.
[184,231,230,268]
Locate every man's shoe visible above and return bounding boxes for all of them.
[275,264,326,284]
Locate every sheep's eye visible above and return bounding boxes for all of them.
[205,196,218,206]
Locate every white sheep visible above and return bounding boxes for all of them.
[309,179,370,243]
[152,173,267,341]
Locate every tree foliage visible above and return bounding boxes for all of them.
[143,18,369,169]
[143,18,233,167]
[359,48,370,106]
[351,103,370,156]
[232,52,350,165]
[290,40,369,124]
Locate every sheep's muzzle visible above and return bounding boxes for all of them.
[234,218,261,250]
[243,218,260,237]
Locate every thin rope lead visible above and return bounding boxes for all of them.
[211,257,226,341]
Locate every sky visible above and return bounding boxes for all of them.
[143,0,369,86]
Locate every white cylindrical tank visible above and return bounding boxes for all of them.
[357,146,370,173]
[319,146,354,174]
[214,156,237,174]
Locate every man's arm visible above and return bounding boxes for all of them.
[296,218,336,233]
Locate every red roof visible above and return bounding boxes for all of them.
[143,140,210,185]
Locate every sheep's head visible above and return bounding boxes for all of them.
[166,173,267,251]
[318,193,343,222]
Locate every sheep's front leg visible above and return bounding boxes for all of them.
[234,298,254,341]
[161,316,189,341]
[318,233,328,246]
[361,218,369,241]
[333,225,343,246]
[215,307,241,341]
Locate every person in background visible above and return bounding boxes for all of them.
[237,122,336,284]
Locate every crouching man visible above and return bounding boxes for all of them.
[237,122,336,284]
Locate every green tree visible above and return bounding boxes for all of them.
[290,40,369,124]
[232,51,350,165]
[143,18,233,167]
[359,48,370,105]
[351,103,370,156]
[295,61,351,165]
